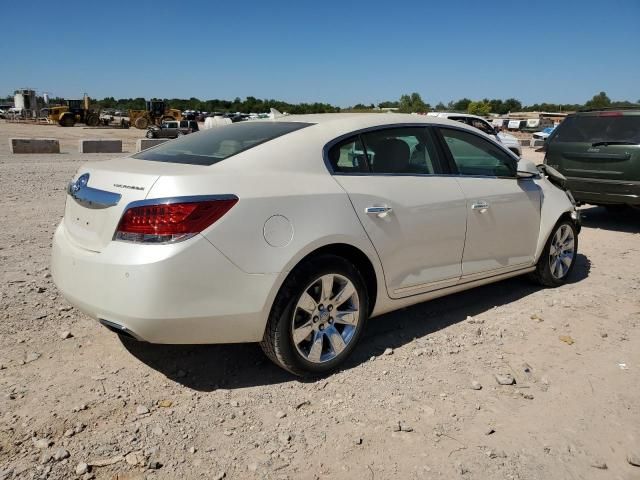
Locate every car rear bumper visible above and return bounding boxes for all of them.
[51,223,278,344]
[567,177,640,205]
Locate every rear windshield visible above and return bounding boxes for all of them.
[133,121,312,166]
[551,114,640,144]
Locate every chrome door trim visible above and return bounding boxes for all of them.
[460,262,534,282]
[391,262,534,298]
[371,265,536,317]
[393,275,460,296]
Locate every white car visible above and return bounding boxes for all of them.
[52,114,579,375]
[427,112,522,156]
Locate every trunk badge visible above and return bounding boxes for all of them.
[70,173,89,193]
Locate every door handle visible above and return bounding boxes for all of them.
[365,206,393,218]
[471,201,490,212]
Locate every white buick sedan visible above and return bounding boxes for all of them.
[52,114,580,375]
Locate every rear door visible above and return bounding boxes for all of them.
[330,126,468,298]
[436,127,541,277]
[546,112,640,182]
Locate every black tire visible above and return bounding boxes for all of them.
[530,219,578,287]
[176,130,184,137]
[59,114,75,127]
[85,114,99,127]
[134,117,149,129]
[260,254,369,376]
[145,130,155,139]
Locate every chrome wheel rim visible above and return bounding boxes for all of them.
[291,274,360,364]
[549,224,575,279]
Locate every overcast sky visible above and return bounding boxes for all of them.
[2,0,638,106]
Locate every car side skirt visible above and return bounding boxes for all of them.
[371,265,535,318]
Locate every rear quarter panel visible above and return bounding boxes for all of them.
[144,127,385,277]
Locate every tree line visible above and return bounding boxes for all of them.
[1,91,637,115]
[378,91,639,115]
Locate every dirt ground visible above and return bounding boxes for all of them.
[0,123,639,480]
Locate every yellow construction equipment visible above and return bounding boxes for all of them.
[47,94,101,127]
[129,100,182,129]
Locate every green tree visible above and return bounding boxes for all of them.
[584,91,611,109]
[467,100,491,116]
[502,98,522,114]
[398,92,429,113]
[435,102,446,111]
[378,100,399,108]
[451,98,472,112]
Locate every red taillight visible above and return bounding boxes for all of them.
[115,198,237,243]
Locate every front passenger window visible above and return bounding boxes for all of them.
[440,128,516,177]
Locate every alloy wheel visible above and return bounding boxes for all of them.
[291,274,360,364]
[549,224,575,279]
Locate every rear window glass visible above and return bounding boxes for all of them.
[552,115,640,144]
[133,121,312,166]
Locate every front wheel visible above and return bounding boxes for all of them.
[531,219,578,287]
[260,255,369,376]
[145,130,155,138]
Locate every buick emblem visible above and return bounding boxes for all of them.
[71,173,90,194]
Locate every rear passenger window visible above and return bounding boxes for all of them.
[440,128,516,177]
[361,127,438,174]
[328,136,369,173]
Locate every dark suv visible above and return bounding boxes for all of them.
[543,110,639,209]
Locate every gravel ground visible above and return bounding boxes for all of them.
[1,123,639,480]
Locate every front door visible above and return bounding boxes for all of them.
[436,127,541,277]
[329,126,467,298]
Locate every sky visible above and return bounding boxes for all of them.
[1,0,639,107]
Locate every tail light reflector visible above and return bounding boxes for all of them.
[115,197,238,243]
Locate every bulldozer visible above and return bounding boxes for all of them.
[48,94,101,127]
[129,100,182,129]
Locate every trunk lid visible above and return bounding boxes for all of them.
[63,157,200,252]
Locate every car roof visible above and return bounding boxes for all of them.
[427,112,489,121]
[572,109,640,116]
[270,112,485,135]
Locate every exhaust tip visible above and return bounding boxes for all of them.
[99,319,143,341]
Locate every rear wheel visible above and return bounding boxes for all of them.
[59,114,75,127]
[134,117,149,129]
[260,255,369,376]
[85,114,99,127]
[530,219,578,287]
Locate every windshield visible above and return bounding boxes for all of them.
[551,115,640,144]
[133,121,312,166]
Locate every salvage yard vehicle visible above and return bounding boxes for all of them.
[129,100,182,129]
[427,112,522,156]
[51,114,580,376]
[146,120,199,139]
[47,94,101,127]
[543,109,640,209]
